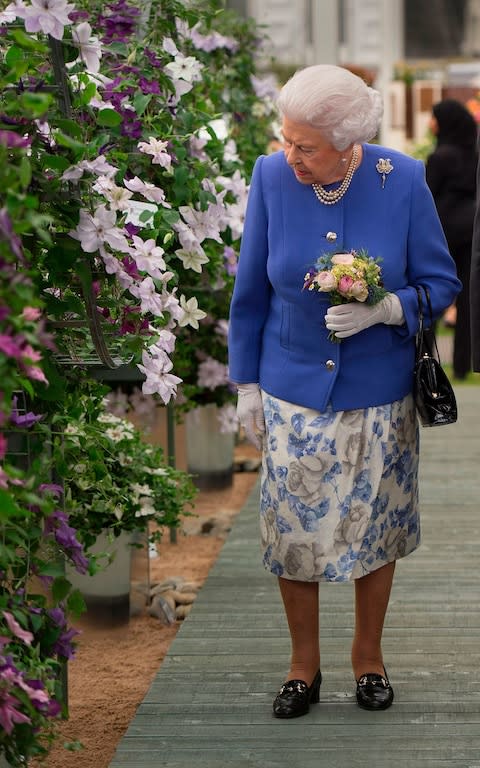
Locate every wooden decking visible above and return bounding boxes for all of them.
[109,385,480,768]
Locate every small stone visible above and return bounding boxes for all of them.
[170,590,197,605]
[149,577,185,597]
[148,595,176,624]
[175,604,192,620]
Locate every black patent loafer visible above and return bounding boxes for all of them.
[356,671,394,711]
[273,669,322,719]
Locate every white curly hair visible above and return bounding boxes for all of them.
[276,64,383,151]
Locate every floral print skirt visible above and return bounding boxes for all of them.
[260,392,420,582]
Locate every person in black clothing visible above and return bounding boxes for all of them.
[426,98,477,379]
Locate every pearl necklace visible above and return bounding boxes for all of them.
[311,145,359,205]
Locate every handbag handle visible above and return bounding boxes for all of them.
[415,285,442,363]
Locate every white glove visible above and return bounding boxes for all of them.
[324,294,404,339]
[236,383,265,450]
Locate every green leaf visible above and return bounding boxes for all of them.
[66,589,87,618]
[53,130,86,153]
[38,562,65,578]
[56,119,83,140]
[96,109,122,127]
[19,91,53,117]
[0,489,21,519]
[11,29,47,52]
[18,157,32,188]
[77,81,97,106]
[133,93,153,116]
[5,44,26,67]
[51,576,72,603]
[41,154,71,173]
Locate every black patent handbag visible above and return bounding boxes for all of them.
[413,286,457,427]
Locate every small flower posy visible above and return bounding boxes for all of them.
[303,249,388,342]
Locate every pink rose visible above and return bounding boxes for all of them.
[337,275,354,296]
[349,280,369,301]
[331,252,354,265]
[313,271,337,291]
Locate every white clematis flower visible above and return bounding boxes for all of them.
[178,295,207,329]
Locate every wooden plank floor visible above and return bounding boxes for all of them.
[109,386,480,768]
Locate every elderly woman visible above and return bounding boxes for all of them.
[228,65,460,718]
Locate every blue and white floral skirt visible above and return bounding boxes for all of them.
[260,392,420,582]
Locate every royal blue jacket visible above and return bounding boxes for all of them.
[228,144,461,412]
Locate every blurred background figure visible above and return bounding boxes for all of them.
[426,98,478,379]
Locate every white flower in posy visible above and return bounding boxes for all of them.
[175,248,208,273]
[178,295,206,329]
[137,137,172,170]
[69,205,129,253]
[137,345,182,403]
[21,0,76,40]
[124,176,171,207]
[165,53,203,83]
[72,22,102,73]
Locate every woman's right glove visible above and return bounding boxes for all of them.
[236,383,265,450]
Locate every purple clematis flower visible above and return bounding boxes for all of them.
[44,509,90,575]
[10,396,43,429]
[0,208,25,262]
[0,130,31,149]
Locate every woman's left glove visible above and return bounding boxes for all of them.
[324,293,404,339]
[236,383,265,450]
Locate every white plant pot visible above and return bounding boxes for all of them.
[66,529,143,625]
[185,404,234,490]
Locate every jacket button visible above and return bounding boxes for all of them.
[326,231,337,241]
[326,359,335,371]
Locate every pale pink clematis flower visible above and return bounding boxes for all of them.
[124,176,171,207]
[137,138,172,170]
[62,157,118,182]
[197,357,229,389]
[178,205,222,244]
[70,206,130,253]
[0,1,26,24]
[0,694,31,734]
[129,236,166,278]
[155,329,176,354]
[137,346,182,403]
[130,277,165,317]
[22,0,76,40]
[92,177,133,211]
[72,21,102,73]
[3,611,34,646]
